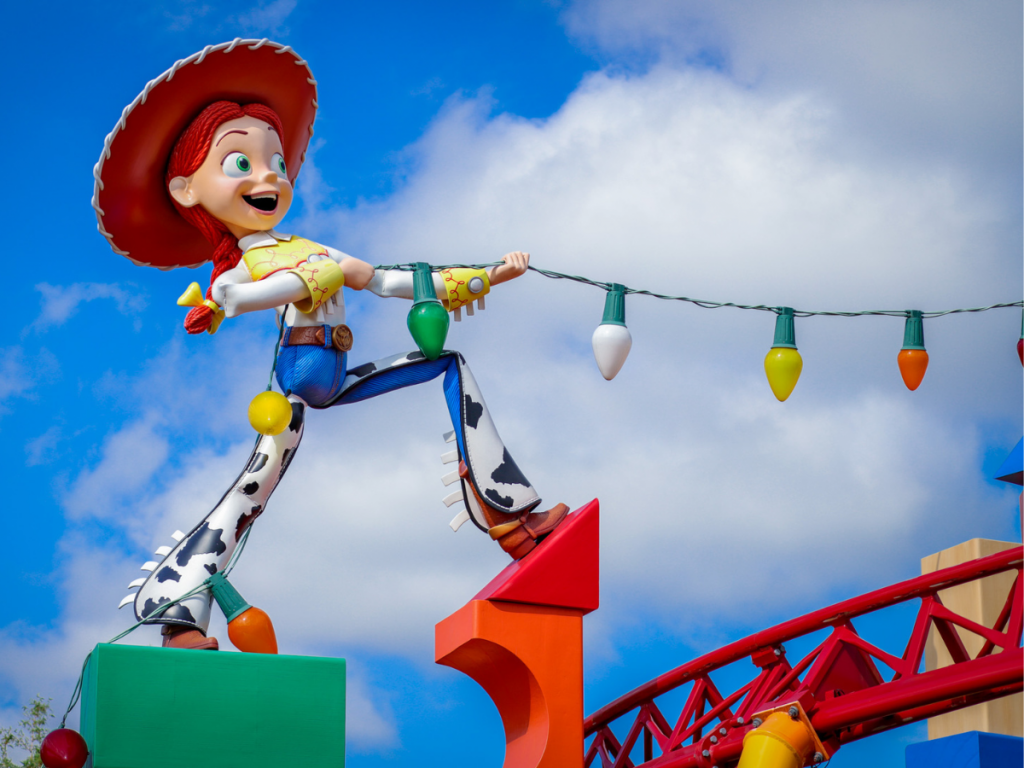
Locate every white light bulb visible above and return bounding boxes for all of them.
[592,323,632,380]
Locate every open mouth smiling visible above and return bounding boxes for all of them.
[243,192,278,213]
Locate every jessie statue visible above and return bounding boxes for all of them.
[94,39,568,651]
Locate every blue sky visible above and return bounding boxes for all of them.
[2,1,1021,767]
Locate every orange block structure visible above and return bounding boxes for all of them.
[435,500,600,768]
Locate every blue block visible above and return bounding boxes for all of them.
[906,731,1023,768]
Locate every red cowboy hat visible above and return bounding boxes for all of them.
[93,39,318,270]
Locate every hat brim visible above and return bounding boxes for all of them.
[93,39,318,270]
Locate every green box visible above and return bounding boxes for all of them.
[80,643,345,768]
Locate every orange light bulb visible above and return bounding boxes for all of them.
[898,311,928,391]
[227,606,278,654]
[209,572,279,654]
[897,349,929,391]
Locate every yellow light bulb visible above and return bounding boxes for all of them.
[248,391,293,435]
[764,347,803,402]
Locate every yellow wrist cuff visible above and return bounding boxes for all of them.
[289,258,345,314]
[440,268,490,311]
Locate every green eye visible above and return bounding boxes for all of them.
[222,152,252,178]
[272,153,287,178]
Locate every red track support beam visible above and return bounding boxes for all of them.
[812,648,1024,732]
[586,547,1022,735]
[584,545,1023,768]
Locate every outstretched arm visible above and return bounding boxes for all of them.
[366,251,531,300]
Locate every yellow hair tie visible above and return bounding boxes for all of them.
[176,283,226,334]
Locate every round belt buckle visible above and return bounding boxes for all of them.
[331,324,353,352]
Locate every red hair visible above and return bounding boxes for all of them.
[167,101,286,334]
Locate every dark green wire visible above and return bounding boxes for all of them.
[373,262,1023,318]
[267,314,286,391]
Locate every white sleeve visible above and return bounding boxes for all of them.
[209,262,252,306]
[364,268,446,300]
[213,262,308,318]
[224,274,311,317]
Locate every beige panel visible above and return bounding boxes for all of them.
[921,538,1022,739]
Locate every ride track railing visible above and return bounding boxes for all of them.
[583,546,1024,768]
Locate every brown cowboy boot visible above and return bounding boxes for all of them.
[161,625,219,650]
[459,461,569,560]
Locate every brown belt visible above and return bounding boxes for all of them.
[284,324,354,352]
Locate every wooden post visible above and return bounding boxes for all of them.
[921,538,1023,739]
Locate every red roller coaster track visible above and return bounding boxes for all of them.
[584,546,1023,768]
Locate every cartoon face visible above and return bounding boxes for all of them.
[167,116,294,237]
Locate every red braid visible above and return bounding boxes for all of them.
[166,101,286,334]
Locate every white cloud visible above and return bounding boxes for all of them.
[561,0,1023,183]
[31,283,147,332]
[345,676,399,753]
[0,348,33,405]
[307,68,1014,312]
[0,538,144,732]
[62,416,171,523]
[164,1,212,32]
[411,77,446,98]
[0,347,59,415]
[25,425,62,466]
[236,0,297,36]
[58,325,277,532]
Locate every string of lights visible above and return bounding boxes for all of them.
[376,261,1024,399]
[377,261,1023,317]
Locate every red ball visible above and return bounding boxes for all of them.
[40,729,88,768]
[1017,337,1023,367]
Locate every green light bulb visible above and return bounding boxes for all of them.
[407,262,449,360]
